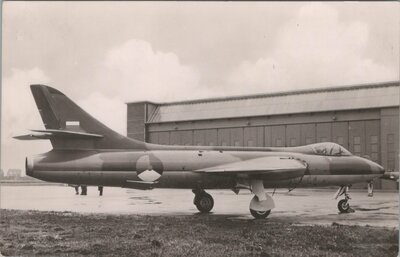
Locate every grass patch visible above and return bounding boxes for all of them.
[0,209,398,257]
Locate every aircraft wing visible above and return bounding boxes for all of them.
[195,156,307,180]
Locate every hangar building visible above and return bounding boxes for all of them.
[127,81,399,189]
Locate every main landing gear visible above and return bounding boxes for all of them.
[249,179,275,219]
[249,197,272,219]
[192,189,214,213]
[334,185,353,213]
[192,180,275,219]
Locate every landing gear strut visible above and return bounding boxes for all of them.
[192,189,214,213]
[334,185,353,213]
[249,179,275,219]
[250,195,272,219]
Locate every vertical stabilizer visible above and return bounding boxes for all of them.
[30,85,147,150]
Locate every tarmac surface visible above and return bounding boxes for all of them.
[1,185,398,227]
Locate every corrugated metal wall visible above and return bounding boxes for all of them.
[380,108,399,189]
[147,121,381,159]
[127,103,146,141]
[127,102,399,190]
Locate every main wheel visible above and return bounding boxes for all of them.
[338,199,350,213]
[193,194,201,205]
[250,209,271,219]
[195,193,214,213]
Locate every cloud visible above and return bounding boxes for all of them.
[1,68,128,174]
[3,3,398,175]
[1,68,52,174]
[1,40,206,174]
[95,39,209,102]
[69,38,212,140]
[73,39,212,137]
[78,93,126,135]
[227,3,399,94]
[2,68,50,134]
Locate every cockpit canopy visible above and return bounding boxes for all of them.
[310,142,352,156]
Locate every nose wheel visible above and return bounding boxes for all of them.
[334,185,354,213]
[193,189,214,213]
[337,199,350,213]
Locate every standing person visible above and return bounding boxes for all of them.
[80,185,87,195]
[98,186,103,196]
[68,184,80,195]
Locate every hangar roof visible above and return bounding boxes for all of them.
[137,81,399,123]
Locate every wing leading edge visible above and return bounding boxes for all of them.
[195,156,307,180]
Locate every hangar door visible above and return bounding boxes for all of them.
[267,125,285,147]
[170,131,193,146]
[244,127,264,147]
[316,123,331,143]
[148,132,170,145]
[348,120,380,161]
[300,124,316,145]
[349,121,366,156]
[286,125,301,146]
[332,122,349,149]
[193,129,217,146]
[365,120,380,163]
[218,128,244,146]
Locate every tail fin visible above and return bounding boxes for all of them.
[29,84,147,150]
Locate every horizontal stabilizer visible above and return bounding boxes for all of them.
[14,129,103,140]
[13,134,50,140]
[13,133,53,140]
[124,180,158,190]
[32,129,103,138]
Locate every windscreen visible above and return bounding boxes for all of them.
[311,143,352,156]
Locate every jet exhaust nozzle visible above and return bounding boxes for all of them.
[25,157,34,176]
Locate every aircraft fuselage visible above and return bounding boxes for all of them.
[26,148,384,190]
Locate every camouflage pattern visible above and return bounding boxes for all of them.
[26,146,384,190]
[17,85,386,218]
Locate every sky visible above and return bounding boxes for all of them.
[2,2,399,174]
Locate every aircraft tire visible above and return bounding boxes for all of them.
[195,193,214,213]
[250,209,271,219]
[193,194,201,206]
[338,199,350,213]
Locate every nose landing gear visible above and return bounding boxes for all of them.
[334,185,354,213]
[337,197,351,213]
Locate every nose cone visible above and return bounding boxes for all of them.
[376,163,385,174]
[374,163,385,174]
[363,158,385,174]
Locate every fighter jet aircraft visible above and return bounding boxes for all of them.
[15,85,386,218]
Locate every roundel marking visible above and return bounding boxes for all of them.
[136,155,163,182]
